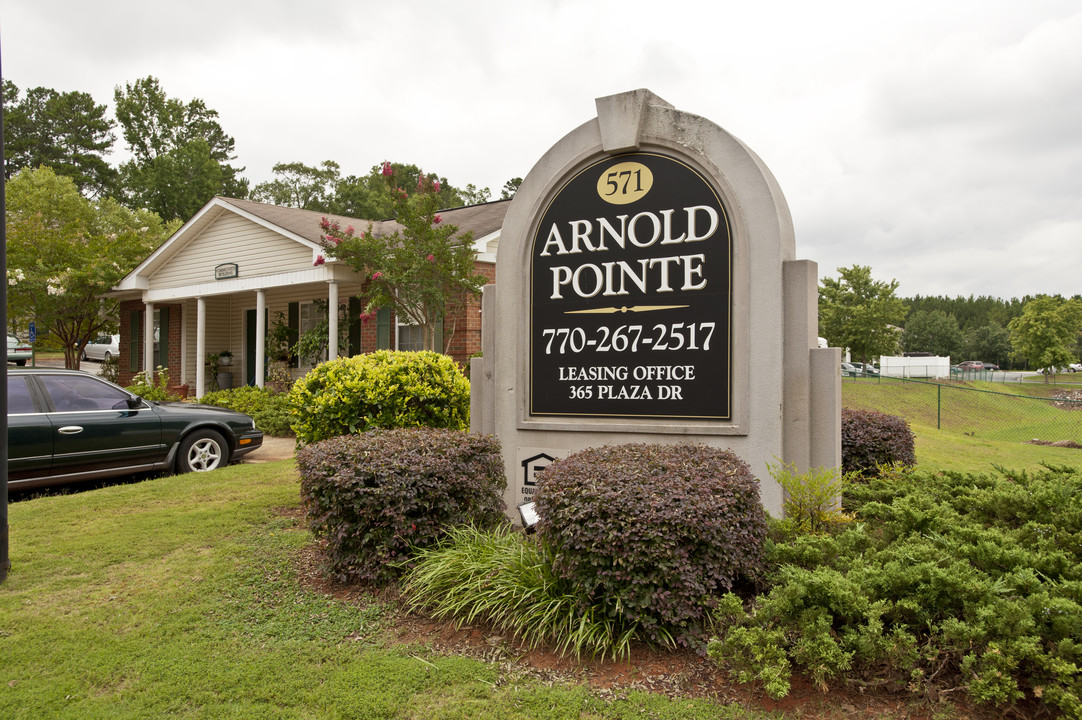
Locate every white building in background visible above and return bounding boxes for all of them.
[879,355,951,379]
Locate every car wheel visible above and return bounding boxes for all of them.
[177,429,229,473]
[81,350,87,361]
[103,351,111,362]
[15,359,26,366]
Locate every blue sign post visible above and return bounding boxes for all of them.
[28,321,36,343]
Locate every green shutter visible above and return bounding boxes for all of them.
[434,316,444,354]
[348,297,362,356]
[157,307,170,369]
[376,307,391,350]
[288,302,299,368]
[129,310,141,371]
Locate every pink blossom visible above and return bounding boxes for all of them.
[359,311,377,324]
[372,271,383,280]
[427,254,435,262]
[417,174,426,190]
[433,214,443,225]
[319,217,330,230]
[313,255,325,266]
[381,161,393,176]
[331,236,340,246]
[345,225,355,235]
[433,180,440,193]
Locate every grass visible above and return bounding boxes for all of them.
[5,377,1075,718]
[1,461,773,720]
[841,376,1082,472]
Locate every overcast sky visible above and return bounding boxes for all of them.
[3,0,1080,300]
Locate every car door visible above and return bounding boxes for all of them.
[38,374,166,478]
[6,375,55,482]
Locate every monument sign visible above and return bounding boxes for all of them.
[471,89,840,519]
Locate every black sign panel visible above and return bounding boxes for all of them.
[530,152,732,419]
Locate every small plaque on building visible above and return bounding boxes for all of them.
[215,263,239,280]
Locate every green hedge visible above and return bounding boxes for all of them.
[199,386,294,437]
[288,350,470,443]
[709,465,1082,716]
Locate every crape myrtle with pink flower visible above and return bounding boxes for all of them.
[315,162,489,353]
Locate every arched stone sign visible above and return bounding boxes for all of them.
[471,89,840,518]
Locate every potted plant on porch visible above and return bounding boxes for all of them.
[218,350,233,366]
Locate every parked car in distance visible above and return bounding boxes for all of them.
[983,363,999,371]
[1069,363,1082,373]
[82,333,120,362]
[6,334,32,366]
[6,368,263,491]
[958,360,984,371]
[840,362,861,377]
[858,363,879,376]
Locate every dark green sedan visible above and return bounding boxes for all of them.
[6,368,263,490]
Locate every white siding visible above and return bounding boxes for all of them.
[150,215,313,289]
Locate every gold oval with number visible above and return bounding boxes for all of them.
[596,161,653,205]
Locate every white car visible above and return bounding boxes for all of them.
[1069,363,1082,373]
[82,334,120,362]
[7,334,32,366]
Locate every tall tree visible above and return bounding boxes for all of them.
[963,321,1012,369]
[5,167,177,368]
[500,177,522,200]
[251,160,341,210]
[819,265,907,365]
[902,309,963,359]
[2,80,118,197]
[114,76,248,220]
[1008,295,1082,380]
[317,164,487,353]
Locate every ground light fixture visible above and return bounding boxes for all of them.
[518,501,539,531]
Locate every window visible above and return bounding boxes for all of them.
[298,301,327,367]
[396,322,425,352]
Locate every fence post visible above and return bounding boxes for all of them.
[937,384,942,430]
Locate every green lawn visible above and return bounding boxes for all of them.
[1,462,770,720]
[842,377,1082,471]
[4,378,1074,718]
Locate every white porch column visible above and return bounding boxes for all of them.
[327,280,339,362]
[255,290,266,387]
[143,302,155,376]
[195,297,207,398]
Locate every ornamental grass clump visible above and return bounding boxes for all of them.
[534,443,768,650]
[297,428,506,585]
[404,525,637,661]
[288,350,469,444]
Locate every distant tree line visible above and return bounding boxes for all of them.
[819,266,1082,372]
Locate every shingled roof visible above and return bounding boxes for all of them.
[217,196,510,243]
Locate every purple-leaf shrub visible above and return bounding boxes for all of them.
[297,428,506,584]
[841,408,916,478]
[534,443,768,649]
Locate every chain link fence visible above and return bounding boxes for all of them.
[841,373,1082,445]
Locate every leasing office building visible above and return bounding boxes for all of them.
[110,197,507,396]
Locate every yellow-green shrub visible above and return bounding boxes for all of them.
[288,350,469,443]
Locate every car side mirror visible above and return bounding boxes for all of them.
[126,396,142,409]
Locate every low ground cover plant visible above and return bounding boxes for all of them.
[288,350,470,443]
[708,463,1082,716]
[200,385,294,436]
[841,407,916,477]
[405,525,638,661]
[535,443,769,650]
[297,428,506,584]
